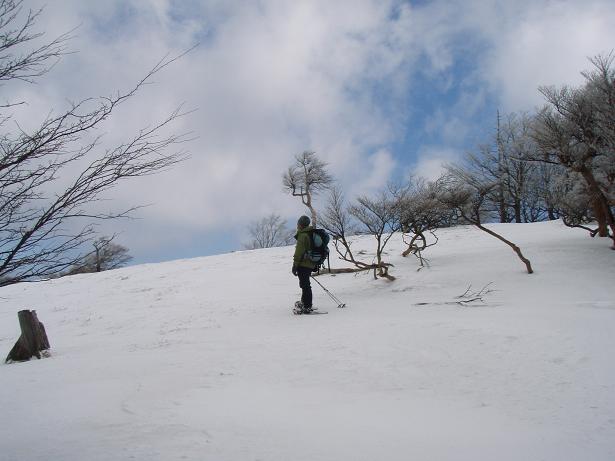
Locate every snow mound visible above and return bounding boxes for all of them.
[1,221,614,460]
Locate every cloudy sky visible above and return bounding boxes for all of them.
[13,0,615,264]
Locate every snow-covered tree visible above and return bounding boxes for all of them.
[454,112,547,224]
[532,53,615,247]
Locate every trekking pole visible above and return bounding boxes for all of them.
[310,275,346,308]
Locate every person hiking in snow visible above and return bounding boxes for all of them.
[292,215,316,313]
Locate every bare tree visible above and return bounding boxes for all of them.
[320,186,355,242]
[398,177,453,267]
[320,185,363,273]
[243,214,292,249]
[348,185,404,280]
[320,185,401,279]
[438,172,534,274]
[67,236,132,274]
[282,151,333,226]
[0,3,188,286]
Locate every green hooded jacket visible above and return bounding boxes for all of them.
[293,226,316,270]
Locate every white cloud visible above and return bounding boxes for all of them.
[360,149,397,193]
[407,0,615,177]
[474,0,615,111]
[10,0,425,257]
[9,0,615,260]
[412,146,461,181]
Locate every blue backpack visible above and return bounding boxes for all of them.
[306,229,330,269]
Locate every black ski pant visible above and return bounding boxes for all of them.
[296,267,313,308]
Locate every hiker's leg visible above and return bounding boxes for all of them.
[297,267,312,308]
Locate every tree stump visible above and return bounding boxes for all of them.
[5,310,51,363]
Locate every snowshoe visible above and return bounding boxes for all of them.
[293,301,304,315]
[293,301,326,315]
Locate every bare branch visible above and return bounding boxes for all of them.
[0,7,191,285]
[415,283,496,307]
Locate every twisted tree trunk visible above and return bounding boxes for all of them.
[470,221,534,274]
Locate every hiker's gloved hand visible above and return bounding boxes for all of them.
[292,265,298,276]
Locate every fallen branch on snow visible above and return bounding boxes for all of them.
[414,283,496,307]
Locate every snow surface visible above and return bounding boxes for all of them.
[1,220,614,461]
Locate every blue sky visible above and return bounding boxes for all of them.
[15,0,615,264]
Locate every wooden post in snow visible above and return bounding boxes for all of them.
[5,310,51,363]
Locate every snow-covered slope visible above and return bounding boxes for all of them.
[2,221,614,461]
